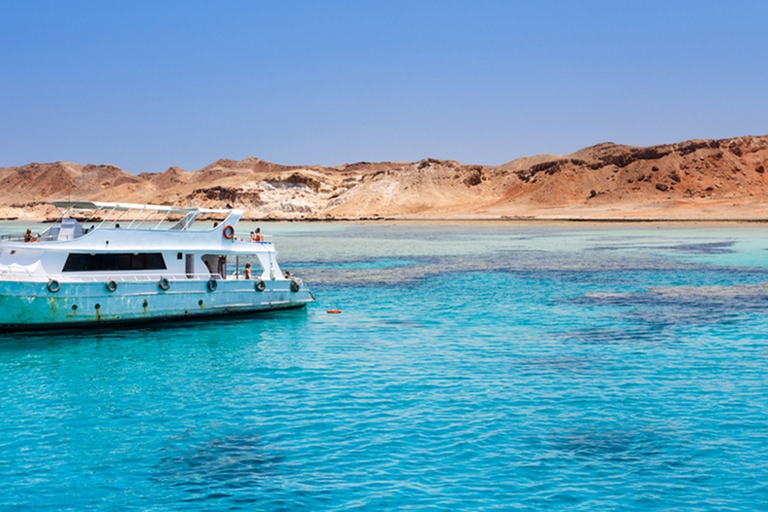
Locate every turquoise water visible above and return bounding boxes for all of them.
[2,222,768,510]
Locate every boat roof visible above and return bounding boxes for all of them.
[52,201,231,215]
[47,201,242,232]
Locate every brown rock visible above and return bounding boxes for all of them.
[2,134,768,220]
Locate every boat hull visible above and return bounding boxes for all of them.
[0,278,314,332]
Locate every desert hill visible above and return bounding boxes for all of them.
[2,134,768,220]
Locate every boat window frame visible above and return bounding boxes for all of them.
[62,252,168,272]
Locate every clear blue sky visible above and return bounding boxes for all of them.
[1,1,767,173]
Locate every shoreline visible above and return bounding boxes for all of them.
[4,216,768,226]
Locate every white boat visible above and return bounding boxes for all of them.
[0,201,314,331]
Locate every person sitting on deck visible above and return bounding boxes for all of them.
[250,231,257,241]
[244,263,252,280]
[255,228,264,242]
[24,229,37,242]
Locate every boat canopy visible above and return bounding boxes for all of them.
[51,201,239,231]
[52,201,231,215]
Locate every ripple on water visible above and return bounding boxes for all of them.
[2,223,768,510]
[154,432,283,503]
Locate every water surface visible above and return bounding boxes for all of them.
[1,221,767,510]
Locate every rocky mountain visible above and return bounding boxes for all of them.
[2,134,768,220]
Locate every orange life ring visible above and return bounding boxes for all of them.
[222,224,235,239]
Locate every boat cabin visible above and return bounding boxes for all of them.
[0,201,285,283]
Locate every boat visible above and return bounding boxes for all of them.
[0,201,314,331]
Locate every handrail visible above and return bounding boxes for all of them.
[0,270,281,283]
[0,265,33,278]
[0,233,80,242]
[54,272,219,283]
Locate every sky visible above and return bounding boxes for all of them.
[1,0,767,174]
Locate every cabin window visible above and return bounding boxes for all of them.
[63,252,167,272]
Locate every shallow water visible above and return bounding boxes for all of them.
[1,221,768,510]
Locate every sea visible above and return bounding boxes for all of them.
[1,220,768,511]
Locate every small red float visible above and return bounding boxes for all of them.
[327,309,342,314]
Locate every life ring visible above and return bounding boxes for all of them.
[290,279,301,292]
[254,279,266,292]
[158,278,171,291]
[222,224,235,239]
[105,280,118,292]
[207,279,218,291]
[47,279,61,293]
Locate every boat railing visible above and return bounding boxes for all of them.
[0,234,28,242]
[0,265,34,278]
[233,236,273,244]
[52,272,224,283]
[0,232,78,243]
[1,232,274,244]
[0,271,275,283]
[0,271,208,282]
[100,272,278,282]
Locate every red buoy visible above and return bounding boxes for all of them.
[327,309,342,314]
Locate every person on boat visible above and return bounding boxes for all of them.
[23,229,37,242]
[255,228,264,242]
[250,231,257,241]
[204,259,215,278]
[244,263,252,280]
[218,256,227,279]
[283,270,291,279]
